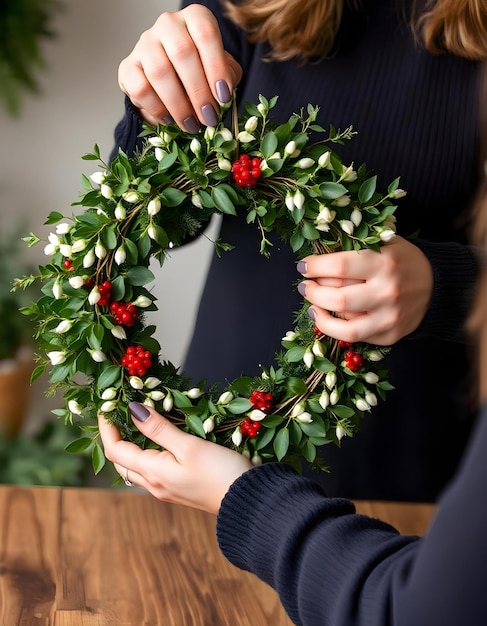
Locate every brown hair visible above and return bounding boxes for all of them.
[221,0,487,62]
[468,64,487,402]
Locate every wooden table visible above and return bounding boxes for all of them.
[0,485,436,626]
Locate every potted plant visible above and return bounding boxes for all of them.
[0,223,36,437]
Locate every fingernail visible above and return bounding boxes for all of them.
[298,282,306,297]
[183,115,200,134]
[129,401,150,422]
[202,103,218,127]
[307,307,316,321]
[297,261,307,274]
[162,115,174,125]
[215,79,231,103]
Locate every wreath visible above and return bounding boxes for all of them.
[17,95,402,475]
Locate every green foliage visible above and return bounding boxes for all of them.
[0,0,61,116]
[0,419,89,485]
[0,222,38,360]
[18,95,402,473]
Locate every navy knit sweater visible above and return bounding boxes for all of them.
[216,404,487,626]
[112,0,482,501]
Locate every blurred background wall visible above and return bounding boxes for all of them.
[0,0,218,432]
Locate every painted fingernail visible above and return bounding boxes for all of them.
[183,115,200,134]
[216,79,231,103]
[129,401,150,422]
[298,282,306,297]
[307,307,316,321]
[202,103,218,127]
[297,261,307,274]
[162,115,174,125]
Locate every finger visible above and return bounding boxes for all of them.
[153,8,238,129]
[309,307,395,345]
[300,279,383,314]
[315,276,362,289]
[298,249,380,282]
[98,413,175,487]
[127,402,194,463]
[118,60,171,126]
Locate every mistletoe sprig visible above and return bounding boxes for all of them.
[17,95,401,475]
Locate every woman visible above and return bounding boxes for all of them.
[109,0,486,501]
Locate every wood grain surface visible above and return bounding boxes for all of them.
[0,485,436,626]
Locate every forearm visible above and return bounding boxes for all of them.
[217,407,487,626]
[408,238,480,342]
[217,463,418,626]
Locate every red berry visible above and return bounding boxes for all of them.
[239,417,262,438]
[63,258,74,270]
[249,390,273,412]
[344,350,364,372]
[231,154,262,188]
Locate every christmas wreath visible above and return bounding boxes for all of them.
[17,95,402,475]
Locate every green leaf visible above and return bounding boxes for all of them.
[303,440,317,462]
[256,426,276,450]
[285,345,307,362]
[147,224,169,248]
[212,186,237,215]
[97,365,122,390]
[186,414,206,438]
[44,211,64,225]
[161,187,186,207]
[285,376,308,396]
[111,275,126,301]
[273,428,289,461]
[299,420,327,437]
[358,176,377,204]
[124,239,139,264]
[31,364,47,384]
[332,405,356,418]
[172,390,193,409]
[261,131,278,158]
[102,225,119,250]
[290,229,305,252]
[125,266,155,286]
[92,442,106,475]
[65,437,92,453]
[319,182,349,200]
[301,221,320,241]
[227,398,253,415]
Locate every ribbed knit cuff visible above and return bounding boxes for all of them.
[216,463,354,582]
[110,95,145,162]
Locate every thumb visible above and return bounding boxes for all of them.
[129,401,189,457]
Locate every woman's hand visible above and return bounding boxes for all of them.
[118,4,243,130]
[98,402,253,515]
[297,236,434,345]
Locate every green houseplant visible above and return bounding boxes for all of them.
[0,0,61,116]
[0,223,37,437]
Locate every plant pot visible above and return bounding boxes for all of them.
[0,346,34,438]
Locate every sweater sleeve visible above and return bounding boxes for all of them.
[216,407,487,626]
[408,238,481,342]
[109,96,145,162]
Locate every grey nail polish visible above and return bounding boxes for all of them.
[183,115,200,134]
[298,282,306,297]
[162,115,174,125]
[215,79,231,103]
[297,261,307,274]
[307,307,316,321]
[129,401,150,422]
[202,103,218,127]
